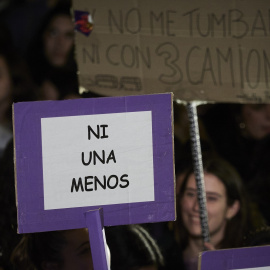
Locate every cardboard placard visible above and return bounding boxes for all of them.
[13,93,175,233]
[199,245,270,270]
[72,0,270,103]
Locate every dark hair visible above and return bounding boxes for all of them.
[11,230,68,270]
[27,2,77,87]
[106,225,165,270]
[176,157,249,249]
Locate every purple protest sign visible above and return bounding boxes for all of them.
[199,245,270,270]
[13,93,175,233]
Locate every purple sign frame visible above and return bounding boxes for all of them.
[13,93,175,233]
[200,245,270,270]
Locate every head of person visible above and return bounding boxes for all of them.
[27,3,78,99]
[11,228,94,270]
[42,4,74,68]
[243,226,270,247]
[177,157,248,249]
[106,224,164,270]
[239,104,270,140]
[42,6,74,67]
[29,3,75,69]
[0,47,36,122]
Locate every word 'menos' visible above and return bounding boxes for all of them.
[71,149,129,192]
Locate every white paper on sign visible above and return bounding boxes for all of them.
[41,111,154,210]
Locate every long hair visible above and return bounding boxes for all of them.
[176,157,250,250]
[27,3,76,85]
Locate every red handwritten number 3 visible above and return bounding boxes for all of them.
[155,42,183,85]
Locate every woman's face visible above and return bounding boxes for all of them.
[60,229,94,270]
[241,104,270,140]
[43,14,74,67]
[0,55,12,104]
[180,173,238,241]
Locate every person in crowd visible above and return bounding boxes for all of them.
[11,228,94,270]
[26,2,79,100]
[201,103,270,225]
[105,224,165,270]
[144,113,217,270]
[0,0,63,57]
[0,22,36,157]
[10,224,164,270]
[174,157,258,270]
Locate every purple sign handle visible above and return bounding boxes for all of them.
[84,208,110,270]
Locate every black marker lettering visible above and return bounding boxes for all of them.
[120,174,129,188]
[107,175,118,189]
[200,48,217,85]
[94,176,106,190]
[71,177,84,192]
[85,176,94,191]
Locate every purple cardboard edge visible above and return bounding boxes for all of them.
[13,93,175,233]
[199,245,270,270]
